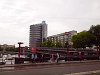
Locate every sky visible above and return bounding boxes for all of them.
[0,0,100,47]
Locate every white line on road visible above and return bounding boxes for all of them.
[64,70,100,75]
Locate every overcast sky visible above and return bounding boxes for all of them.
[0,0,100,46]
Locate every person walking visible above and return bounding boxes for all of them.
[56,53,60,63]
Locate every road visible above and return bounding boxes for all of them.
[0,61,100,75]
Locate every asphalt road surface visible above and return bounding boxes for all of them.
[0,61,100,75]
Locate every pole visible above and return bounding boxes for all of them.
[18,44,21,58]
[18,42,23,58]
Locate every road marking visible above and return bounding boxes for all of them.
[64,70,100,75]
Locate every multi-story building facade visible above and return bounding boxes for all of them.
[29,21,47,48]
[47,30,77,47]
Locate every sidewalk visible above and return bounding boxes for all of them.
[0,60,100,68]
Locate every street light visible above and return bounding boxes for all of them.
[18,42,23,58]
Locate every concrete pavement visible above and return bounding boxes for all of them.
[0,60,100,73]
[0,61,100,75]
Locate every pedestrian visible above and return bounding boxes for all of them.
[56,53,60,63]
[34,54,37,63]
[31,54,35,63]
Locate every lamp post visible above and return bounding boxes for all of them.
[18,42,23,58]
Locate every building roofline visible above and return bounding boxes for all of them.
[47,30,77,38]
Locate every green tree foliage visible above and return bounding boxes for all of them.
[72,31,95,48]
[40,40,63,48]
[40,40,55,47]
[0,47,3,51]
[89,25,100,46]
[56,42,62,48]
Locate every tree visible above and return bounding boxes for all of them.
[89,25,100,46]
[72,31,95,48]
[56,42,62,48]
[40,40,63,48]
[0,47,3,51]
[72,34,82,48]
[40,40,55,47]
[40,41,48,47]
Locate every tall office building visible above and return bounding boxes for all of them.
[29,21,47,48]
